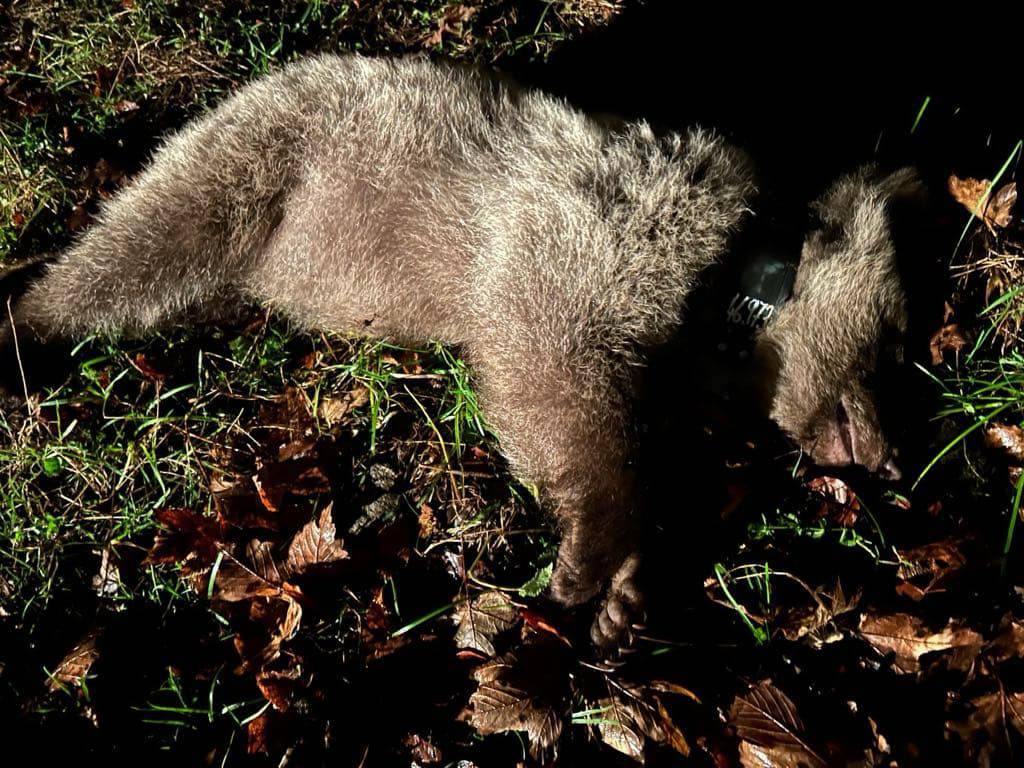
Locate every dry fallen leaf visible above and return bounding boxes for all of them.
[984,422,1024,464]
[729,680,826,768]
[462,640,570,756]
[318,385,369,426]
[897,539,968,581]
[896,538,968,600]
[949,175,1018,231]
[402,733,442,765]
[253,447,331,513]
[285,505,348,576]
[947,690,1024,762]
[453,590,519,656]
[234,597,302,672]
[983,614,1024,665]
[929,323,968,365]
[858,611,982,673]
[596,694,650,761]
[595,686,691,762]
[779,580,860,646]
[424,4,477,46]
[211,549,286,602]
[806,475,860,526]
[91,544,121,597]
[48,627,101,691]
[145,507,225,566]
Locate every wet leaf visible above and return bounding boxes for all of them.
[729,680,826,767]
[858,611,982,673]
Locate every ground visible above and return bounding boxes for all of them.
[2,2,1024,766]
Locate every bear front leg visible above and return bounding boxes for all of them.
[470,348,645,648]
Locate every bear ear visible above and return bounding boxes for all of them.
[878,166,927,208]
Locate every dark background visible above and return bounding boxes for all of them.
[522,4,1021,201]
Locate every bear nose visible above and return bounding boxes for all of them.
[879,456,902,481]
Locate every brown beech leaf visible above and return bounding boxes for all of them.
[949,175,1018,230]
[246,714,273,755]
[402,733,442,765]
[858,611,982,673]
[984,422,1024,464]
[806,475,860,526]
[212,550,285,602]
[318,386,369,426]
[897,539,968,581]
[145,507,225,566]
[255,665,306,712]
[453,590,519,656]
[896,538,968,600]
[779,580,860,646]
[462,640,571,756]
[132,353,166,383]
[258,387,314,433]
[285,505,348,576]
[253,450,330,513]
[947,690,1024,762]
[48,627,101,691]
[596,694,649,761]
[983,614,1024,665]
[214,483,281,531]
[729,680,826,768]
[234,597,302,673]
[246,710,294,756]
[595,686,691,762]
[929,323,968,365]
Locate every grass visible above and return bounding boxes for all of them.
[2,0,621,260]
